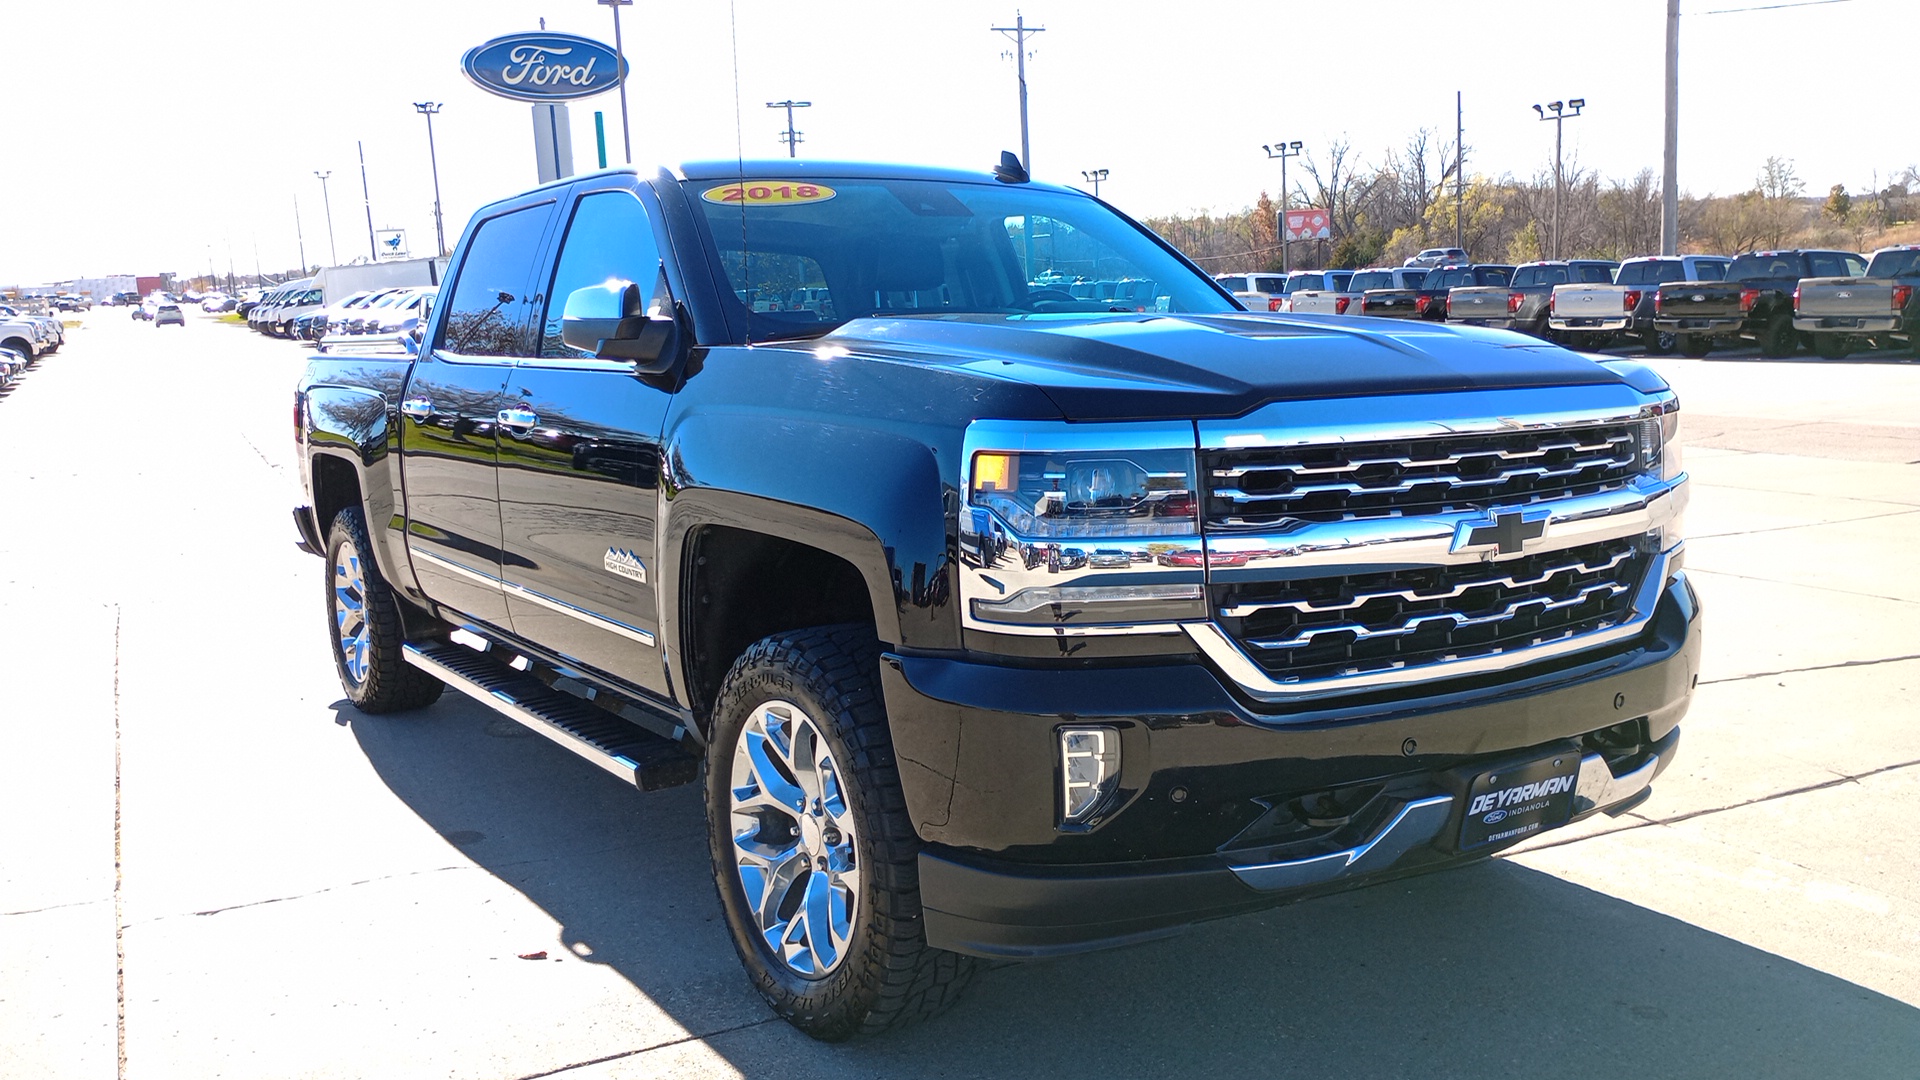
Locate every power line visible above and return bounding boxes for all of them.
[1696,0,1851,14]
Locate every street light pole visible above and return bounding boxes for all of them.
[414,102,447,258]
[1081,168,1107,198]
[313,170,338,268]
[1532,98,1584,260]
[359,141,377,261]
[1262,141,1303,273]
[598,0,633,164]
[766,100,812,158]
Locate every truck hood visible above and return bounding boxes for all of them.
[819,312,1623,421]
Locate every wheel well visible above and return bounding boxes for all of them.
[310,453,362,534]
[2,337,31,355]
[683,525,876,726]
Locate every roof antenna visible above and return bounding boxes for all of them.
[993,151,1029,185]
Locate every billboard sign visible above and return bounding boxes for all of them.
[1283,208,1332,241]
[461,32,627,103]
[376,230,409,260]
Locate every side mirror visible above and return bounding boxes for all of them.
[561,265,679,373]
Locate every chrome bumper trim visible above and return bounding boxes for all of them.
[1573,748,1661,816]
[502,580,656,647]
[1185,545,1674,703]
[1231,795,1454,892]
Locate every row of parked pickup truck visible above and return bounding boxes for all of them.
[1217,244,1920,358]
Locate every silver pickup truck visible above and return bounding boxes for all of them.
[1550,255,1730,353]
[1792,244,1920,358]
[1288,268,1375,315]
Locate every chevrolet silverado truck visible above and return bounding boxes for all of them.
[1791,244,1920,359]
[1448,260,1617,338]
[1549,255,1730,353]
[292,157,1699,1041]
[1653,248,1864,358]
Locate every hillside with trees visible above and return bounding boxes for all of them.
[1146,132,1920,273]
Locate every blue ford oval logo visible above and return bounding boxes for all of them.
[461,33,627,103]
[1483,809,1508,824]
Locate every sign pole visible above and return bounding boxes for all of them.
[595,111,608,169]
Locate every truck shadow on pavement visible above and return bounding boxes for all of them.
[344,696,1920,1080]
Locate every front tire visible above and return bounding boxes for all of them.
[324,507,444,713]
[706,625,976,1041]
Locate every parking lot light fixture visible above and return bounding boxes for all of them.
[1081,168,1108,198]
[414,102,447,258]
[1263,141,1304,273]
[314,171,337,268]
[1533,96,1584,260]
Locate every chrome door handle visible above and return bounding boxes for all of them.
[399,397,434,420]
[497,407,538,433]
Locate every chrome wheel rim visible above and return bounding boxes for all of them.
[728,700,861,978]
[332,540,371,685]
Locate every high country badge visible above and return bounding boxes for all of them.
[604,548,647,584]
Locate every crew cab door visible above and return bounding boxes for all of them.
[496,184,675,699]
[399,199,556,629]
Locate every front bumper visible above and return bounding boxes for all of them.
[887,572,1701,959]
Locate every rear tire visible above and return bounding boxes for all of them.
[1640,329,1676,355]
[324,507,444,714]
[1812,335,1853,360]
[1758,314,1798,358]
[705,624,976,1041]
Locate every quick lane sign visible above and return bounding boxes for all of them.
[461,32,627,103]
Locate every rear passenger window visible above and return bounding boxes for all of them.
[1696,262,1727,281]
[540,191,665,357]
[439,205,551,357]
[1807,253,1848,278]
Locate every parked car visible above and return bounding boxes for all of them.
[1653,249,1864,358]
[1284,269,1362,314]
[154,303,186,327]
[1412,264,1515,322]
[1405,247,1469,269]
[1791,244,1920,359]
[1215,272,1291,312]
[1351,267,1432,318]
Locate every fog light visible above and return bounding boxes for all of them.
[1060,726,1120,826]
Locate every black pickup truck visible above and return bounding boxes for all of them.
[292,158,1699,1040]
[1653,249,1865,358]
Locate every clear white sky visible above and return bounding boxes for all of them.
[0,0,1908,285]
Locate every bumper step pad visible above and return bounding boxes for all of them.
[403,640,698,791]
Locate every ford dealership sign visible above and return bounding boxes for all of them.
[461,32,626,103]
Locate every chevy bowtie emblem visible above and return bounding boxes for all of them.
[1453,508,1551,556]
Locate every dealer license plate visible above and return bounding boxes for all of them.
[1459,752,1581,850]
[1680,318,1711,329]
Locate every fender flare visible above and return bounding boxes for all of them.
[302,385,413,594]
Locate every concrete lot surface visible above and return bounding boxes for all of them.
[2,310,1917,1078]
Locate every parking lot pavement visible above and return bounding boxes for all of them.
[2,315,1918,1079]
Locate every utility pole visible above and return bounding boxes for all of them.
[1531,98,1584,260]
[293,195,307,272]
[1456,91,1465,251]
[313,170,338,267]
[766,99,812,158]
[1661,0,1680,255]
[358,141,377,262]
[1081,168,1107,198]
[598,0,633,164]
[991,12,1044,175]
[1263,141,1303,272]
[414,102,447,257]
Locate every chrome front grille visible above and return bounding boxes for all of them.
[1203,422,1646,527]
[1213,536,1652,685]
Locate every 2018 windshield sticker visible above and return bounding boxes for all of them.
[701,182,837,206]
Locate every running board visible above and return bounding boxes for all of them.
[403,640,699,791]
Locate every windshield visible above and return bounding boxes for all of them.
[685,176,1236,341]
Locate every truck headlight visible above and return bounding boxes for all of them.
[1640,402,1682,483]
[961,423,1209,633]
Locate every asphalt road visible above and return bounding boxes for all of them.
[3,309,1918,1079]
